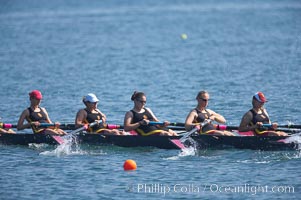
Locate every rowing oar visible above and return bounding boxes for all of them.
[217,124,301,130]
[170,120,211,149]
[0,122,184,131]
[215,124,300,133]
[0,123,76,130]
[107,122,186,131]
[263,124,301,129]
[149,122,242,131]
[149,122,237,131]
[148,121,187,130]
[148,121,185,126]
[215,125,239,130]
[52,121,100,145]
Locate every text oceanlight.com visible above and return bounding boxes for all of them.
[129,183,295,196]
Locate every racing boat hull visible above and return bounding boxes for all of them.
[0,133,299,150]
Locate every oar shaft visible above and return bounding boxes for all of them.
[216,124,300,134]
[179,126,200,142]
[263,124,301,129]
[3,121,300,134]
[148,121,185,126]
[180,120,211,142]
[275,124,301,129]
[1,123,76,130]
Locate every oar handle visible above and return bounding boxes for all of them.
[0,123,17,129]
[216,124,239,130]
[106,124,124,129]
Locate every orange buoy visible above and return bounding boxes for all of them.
[123,159,137,171]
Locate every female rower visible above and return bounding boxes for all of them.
[238,92,287,136]
[75,93,124,135]
[17,90,66,135]
[123,91,178,136]
[185,90,234,136]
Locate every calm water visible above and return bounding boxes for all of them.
[1,0,301,199]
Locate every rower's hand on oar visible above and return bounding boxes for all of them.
[100,118,106,124]
[255,122,263,128]
[93,120,103,127]
[98,114,106,125]
[198,123,206,131]
[31,121,40,127]
[139,119,149,126]
[271,123,278,130]
[163,121,170,127]
[81,123,89,130]
[194,125,201,131]
[208,114,216,121]
[54,122,61,128]
[196,119,211,131]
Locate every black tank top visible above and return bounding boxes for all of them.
[194,109,215,132]
[250,109,270,132]
[27,107,48,133]
[27,107,48,123]
[131,108,167,135]
[250,109,270,124]
[84,109,105,132]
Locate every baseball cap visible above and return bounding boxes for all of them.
[29,90,43,100]
[253,92,267,103]
[83,93,99,103]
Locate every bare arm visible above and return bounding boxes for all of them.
[207,109,226,124]
[75,109,87,128]
[185,109,197,131]
[145,108,172,127]
[262,109,279,129]
[144,108,159,122]
[96,109,107,123]
[262,109,272,124]
[41,108,52,124]
[123,111,142,132]
[238,111,258,132]
[17,109,31,130]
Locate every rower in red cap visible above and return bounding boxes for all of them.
[238,92,287,136]
[17,90,66,135]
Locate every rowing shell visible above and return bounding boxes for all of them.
[0,133,300,151]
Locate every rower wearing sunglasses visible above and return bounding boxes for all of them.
[185,90,234,136]
[123,91,178,136]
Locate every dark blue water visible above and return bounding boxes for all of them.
[1,0,301,199]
